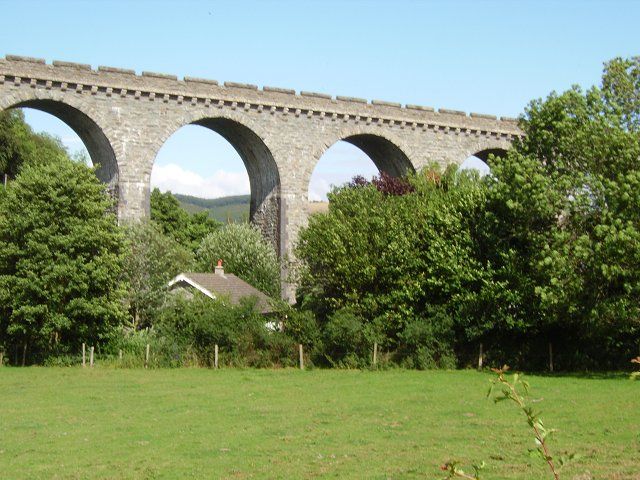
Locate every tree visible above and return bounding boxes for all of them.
[295,168,488,365]
[0,157,128,363]
[122,222,194,329]
[0,109,70,179]
[602,56,640,131]
[150,188,219,252]
[196,223,280,297]
[479,58,640,367]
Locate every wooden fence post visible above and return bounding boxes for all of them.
[119,349,123,360]
[477,343,483,370]
[22,343,27,367]
[299,344,304,370]
[90,346,94,368]
[214,344,219,369]
[372,342,378,366]
[145,344,150,369]
[548,342,554,372]
[0,350,4,367]
[82,343,86,368]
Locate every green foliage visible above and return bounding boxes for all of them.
[398,306,456,369]
[280,305,321,349]
[602,56,640,131]
[322,308,368,367]
[294,56,640,370]
[196,222,280,297]
[0,109,70,178]
[478,61,640,367]
[154,295,294,367]
[0,157,128,362]
[486,367,563,478]
[174,193,250,223]
[150,188,220,252]
[121,222,194,329]
[296,167,488,366]
[445,367,574,479]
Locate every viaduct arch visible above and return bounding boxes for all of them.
[0,55,521,299]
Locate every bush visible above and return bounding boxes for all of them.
[323,308,369,367]
[153,295,294,367]
[282,308,321,349]
[398,308,456,369]
[103,327,183,368]
[43,354,81,367]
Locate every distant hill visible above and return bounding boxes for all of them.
[174,193,330,223]
[174,193,250,223]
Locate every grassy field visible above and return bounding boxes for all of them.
[0,368,638,479]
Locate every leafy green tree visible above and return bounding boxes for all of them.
[602,56,640,131]
[150,188,219,252]
[0,109,69,179]
[0,157,128,363]
[196,223,280,297]
[479,58,640,367]
[296,168,488,363]
[122,222,194,329]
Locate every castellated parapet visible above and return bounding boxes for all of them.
[0,54,522,300]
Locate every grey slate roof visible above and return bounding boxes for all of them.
[172,272,273,314]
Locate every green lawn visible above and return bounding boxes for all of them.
[0,368,638,479]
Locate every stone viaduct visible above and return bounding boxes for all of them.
[0,54,521,298]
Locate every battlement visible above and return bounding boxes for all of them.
[0,54,521,134]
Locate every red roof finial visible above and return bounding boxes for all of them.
[217,259,223,267]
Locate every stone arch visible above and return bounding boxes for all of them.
[152,113,282,254]
[472,147,509,165]
[0,93,119,192]
[306,128,415,190]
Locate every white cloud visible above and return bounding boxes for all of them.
[309,177,333,202]
[151,163,250,198]
[459,156,491,176]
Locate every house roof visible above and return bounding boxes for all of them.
[168,272,274,314]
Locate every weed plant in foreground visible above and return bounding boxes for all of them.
[0,368,637,479]
[442,366,581,479]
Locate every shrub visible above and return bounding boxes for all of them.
[282,308,321,348]
[154,295,292,367]
[323,308,369,367]
[398,308,456,369]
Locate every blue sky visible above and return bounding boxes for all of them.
[2,0,638,199]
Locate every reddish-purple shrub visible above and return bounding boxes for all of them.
[347,172,414,195]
